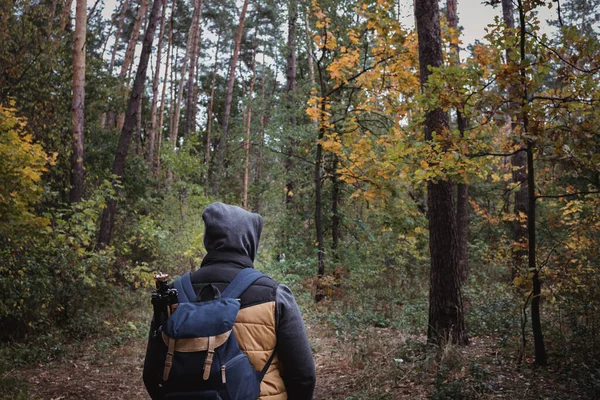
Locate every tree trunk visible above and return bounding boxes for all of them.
[119,0,148,80]
[156,0,175,176]
[213,0,250,195]
[252,49,267,213]
[502,0,528,280]
[170,18,196,150]
[109,0,131,74]
[242,46,257,210]
[114,0,149,130]
[331,153,340,256]
[148,0,167,170]
[446,0,469,284]
[205,29,221,169]
[184,0,204,136]
[415,0,467,345]
[517,0,546,365]
[70,0,86,204]
[285,0,298,205]
[314,98,326,302]
[59,0,74,33]
[98,0,163,248]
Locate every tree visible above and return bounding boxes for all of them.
[213,0,250,195]
[415,0,468,345]
[446,0,469,284]
[98,0,163,247]
[501,0,528,281]
[148,0,168,171]
[70,0,86,203]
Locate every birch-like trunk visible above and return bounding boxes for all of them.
[184,0,204,136]
[70,0,87,203]
[148,0,167,169]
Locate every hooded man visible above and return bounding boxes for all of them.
[143,202,316,400]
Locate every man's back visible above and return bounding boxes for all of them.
[143,203,315,400]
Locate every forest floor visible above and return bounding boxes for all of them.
[8,318,590,400]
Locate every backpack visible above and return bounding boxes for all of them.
[156,268,273,400]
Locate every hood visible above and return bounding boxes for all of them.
[202,202,263,263]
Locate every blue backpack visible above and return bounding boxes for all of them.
[158,269,273,400]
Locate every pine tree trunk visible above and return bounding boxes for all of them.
[170,18,196,150]
[184,0,204,136]
[205,29,221,169]
[114,0,149,130]
[59,0,74,33]
[252,50,267,213]
[156,0,175,176]
[242,46,257,210]
[213,0,250,195]
[109,0,130,73]
[98,0,163,247]
[70,0,86,204]
[415,0,467,345]
[446,0,469,284]
[148,0,167,169]
[285,0,298,205]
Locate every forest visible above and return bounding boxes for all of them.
[1,0,599,398]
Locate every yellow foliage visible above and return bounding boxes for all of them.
[0,101,53,232]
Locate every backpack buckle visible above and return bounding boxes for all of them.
[203,336,216,380]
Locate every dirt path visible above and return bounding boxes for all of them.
[16,323,588,399]
[22,325,346,400]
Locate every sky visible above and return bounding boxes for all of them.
[100,0,559,49]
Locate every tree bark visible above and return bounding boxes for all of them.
[109,0,130,74]
[70,0,86,204]
[98,0,163,248]
[205,29,221,169]
[331,153,340,256]
[156,0,175,176]
[285,0,298,205]
[502,0,528,280]
[242,45,257,210]
[148,0,167,170]
[213,0,250,195]
[415,0,467,345]
[184,0,204,136]
[170,18,196,150]
[314,98,325,301]
[252,50,267,214]
[517,0,546,365]
[446,0,469,284]
[114,0,149,130]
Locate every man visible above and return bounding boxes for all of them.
[143,202,316,400]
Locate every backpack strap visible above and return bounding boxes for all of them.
[258,350,276,381]
[173,272,197,303]
[221,268,266,299]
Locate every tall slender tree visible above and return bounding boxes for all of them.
[98,0,163,247]
[70,0,86,203]
[285,0,298,205]
[446,0,470,283]
[415,0,467,345]
[184,0,204,136]
[213,0,250,195]
[502,0,528,280]
[148,0,168,170]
